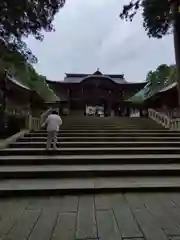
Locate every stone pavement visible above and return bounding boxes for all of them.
[1,193,180,239]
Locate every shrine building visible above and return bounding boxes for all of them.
[47,69,145,116]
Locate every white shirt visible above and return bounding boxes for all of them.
[45,114,62,132]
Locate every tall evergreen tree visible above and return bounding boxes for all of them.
[120,0,180,104]
[0,0,66,63]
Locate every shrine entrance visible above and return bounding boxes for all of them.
[85,98,110,117]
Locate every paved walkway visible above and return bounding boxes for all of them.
[1,193,180,239]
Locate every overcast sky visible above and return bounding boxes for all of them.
[26,0,175,83]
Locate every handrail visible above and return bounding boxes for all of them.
[25,108,51,131]
[39,107,59,125]
[148,108,180,131]
[25,113,40,130]
[40,108,52,125]
[25,107,60,131]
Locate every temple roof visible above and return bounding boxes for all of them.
[64,69,126,84]
[65,73,124,79]
[3,71,60,103]
[126,80,178,103]
[93,68,103,75]
[6,72,31,91]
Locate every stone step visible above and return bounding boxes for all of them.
[18,136,180,142]
[61,125,162,129]
[25,132,180,138]
[61,120,162,127]
[61,122,139,124]
[0,177,180,196]
[0,164,180,179]
[2,147,180,155]
[0,117,170,195]
[0,154,179,165]
[62,123,162,127]
[61,117,156,122]
[9,141,180,148]
[60,126,140,130]
[34,129,170,133]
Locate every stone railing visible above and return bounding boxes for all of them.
[39,107,60,124]
[25,107,59,131]
[170,118,180,130]
[25,114,40,130]
[25,110,46,131]
[31,117,40,130]
[40,108,52,125]
[148,108,180,130]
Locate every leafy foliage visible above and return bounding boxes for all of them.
[25,67,59,102]
[0,0,65,101]
[120,0,173,38]
[0,0,66,62]
[145,64,176,97]
[0,54,59,102]
[120,0,141,21]
[128,64,177,102]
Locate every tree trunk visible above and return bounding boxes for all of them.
[0,71,8,136]
[173,2,180,105]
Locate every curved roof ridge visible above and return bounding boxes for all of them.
[6,72,31,91]
[81,74,115,82]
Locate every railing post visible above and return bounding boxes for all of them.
[178,120,180,130]
[25,113,32,130]
[166,118,170,129]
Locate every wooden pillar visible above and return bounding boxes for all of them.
[108,90,112,116]
[82,86,86,115]
[26,90,33,129]
[68,88,71,115]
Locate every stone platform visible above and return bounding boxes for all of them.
[1,193,180,240]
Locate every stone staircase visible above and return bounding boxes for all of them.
[1,116,180,195]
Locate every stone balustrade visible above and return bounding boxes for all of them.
[148,108,180,130]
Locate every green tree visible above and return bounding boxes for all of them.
[145,70,158,97]
[120,0,180,104]
[120,0,172,38]
[0,0,66,63]
[156,64,171,85]
[145,64,172,97]
[168,65,177,84]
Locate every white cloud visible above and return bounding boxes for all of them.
[26,0,175,82]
